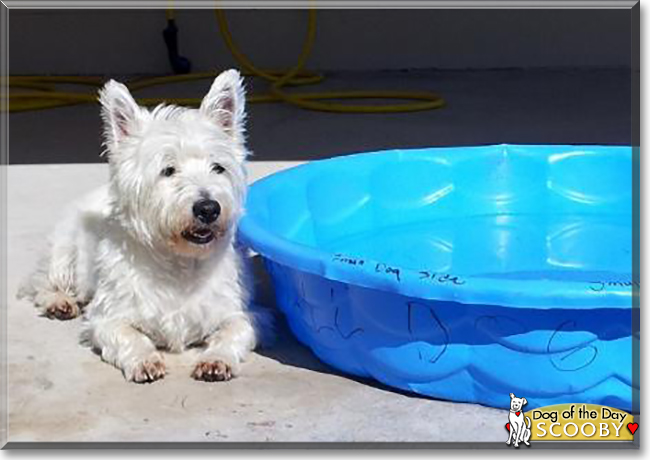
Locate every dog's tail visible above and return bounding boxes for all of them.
[526,416,531,429]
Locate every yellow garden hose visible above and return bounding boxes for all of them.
[4,10,445,114]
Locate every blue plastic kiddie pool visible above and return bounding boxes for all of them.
[239,145,636,411]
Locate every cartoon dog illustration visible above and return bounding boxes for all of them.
[506,393,531,447]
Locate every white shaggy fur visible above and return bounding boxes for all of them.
[19,70,271,383]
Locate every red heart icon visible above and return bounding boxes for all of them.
[516,411,521,416]
[505,423,511,431]
[627,423,638,435]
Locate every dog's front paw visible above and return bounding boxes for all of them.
[45,294,80,320]
[191,360,233,382]
[126,356,166,384]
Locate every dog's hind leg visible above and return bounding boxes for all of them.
[523,417,532,446]
[18,211,85,320]
[18,187,106,320]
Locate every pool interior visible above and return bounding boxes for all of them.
[253,146,632,284]
[319,215,630,281]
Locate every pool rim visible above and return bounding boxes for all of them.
[238,144,634,310]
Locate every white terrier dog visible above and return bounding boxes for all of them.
[19,69,270,383]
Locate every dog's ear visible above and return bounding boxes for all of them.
[99,80,142,152]
[200,69,246,141]
[510,393,515,399]
[522,398,528,406]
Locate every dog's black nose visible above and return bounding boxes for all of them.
[193,199,221,224]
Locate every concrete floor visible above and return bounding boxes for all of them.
[5,69,632,444]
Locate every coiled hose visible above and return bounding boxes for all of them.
[4,10,445,114]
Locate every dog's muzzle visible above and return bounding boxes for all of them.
[181,199,224,245]
[181,226,215,245]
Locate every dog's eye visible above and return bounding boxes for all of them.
[161,166,176,177]
[211,163,226,174]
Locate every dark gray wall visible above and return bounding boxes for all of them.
[10,9,631,75]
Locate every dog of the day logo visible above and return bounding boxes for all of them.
[505,393,532,447]
[505,396,636,446]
